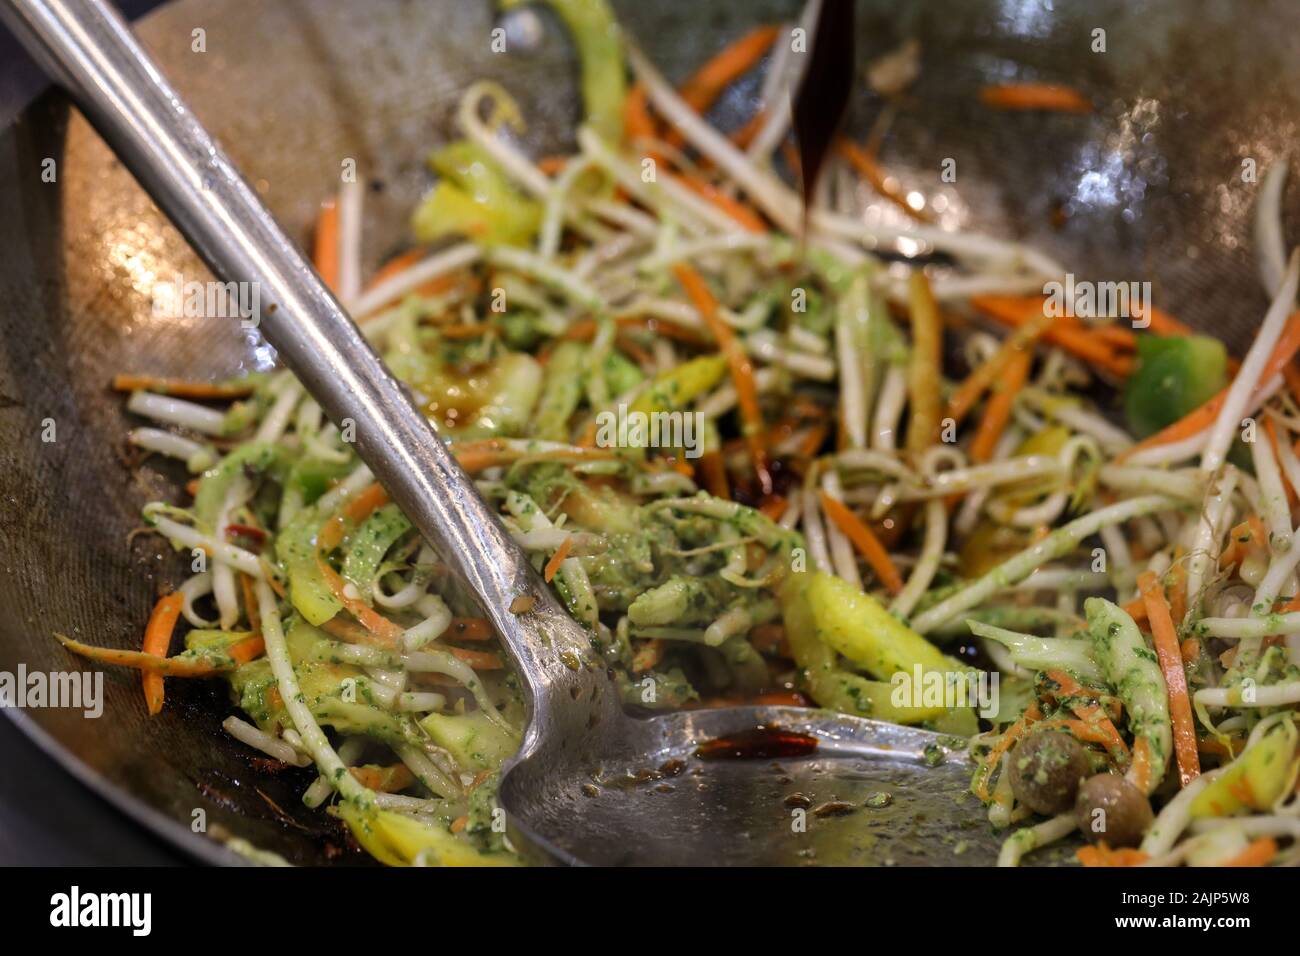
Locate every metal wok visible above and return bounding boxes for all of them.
[0,0,1295,864]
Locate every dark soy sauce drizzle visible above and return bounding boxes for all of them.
[791,0,856,237]
[694,726,820,760]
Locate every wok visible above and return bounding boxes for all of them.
[0,0,1296,865]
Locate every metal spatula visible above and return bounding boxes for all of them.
[2,0,998,865]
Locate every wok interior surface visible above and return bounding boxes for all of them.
[0,0,1296,864]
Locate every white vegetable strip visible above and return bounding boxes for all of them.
[890,498,946,619]
[254,579,371,802]
[337,176,364,304]
[1255,160,1289,297]
[871,366,907,451]
[911,496,1176,633]
[1202,250,1300,472]
[222,715,311,767]
[821,470,863,589]
[350,243,480,318]
[127,391,227,436]
[128,427,215,471]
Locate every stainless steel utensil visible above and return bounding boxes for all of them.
[1,0,1008,865]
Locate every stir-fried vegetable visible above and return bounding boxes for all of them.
[61,5,1300,869]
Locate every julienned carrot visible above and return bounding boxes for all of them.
[313,483,404,646]
[973,703,1041,801]
[674,174,767,233]
[313,199,340,292]
[698,450,731,500]
[318,483,390,553]
[837,139,934,223]
[948,311,1052,424]
[979,83,1093,113]
[363,248,470,306]
[446,618,493,642]
[141,592,184,714]
[447,647,503,670]
[759,495,788,522]
[111,375,255,400]
[970,296,1133,376]
[318,558,404,648]
[673,263,772,494]
[680,25,780,114]
[241,573,262,633]
[536,155,569,176]
[1119,310,1300,462]
[450,439,614,474]
[350,764,416,793]
[1138,571,1201,787]
[970,349,1030,463]
[57,632,263,677]
[667,24,781,149]
[1077,845,1149,867]
[817,491,905,594]
[728,108,767,149]
[624,83,659,154]
[544,536,574,583]
[1222,837,1278,867]
[1285,363,1300,409]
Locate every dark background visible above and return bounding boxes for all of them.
[0,0,188,865]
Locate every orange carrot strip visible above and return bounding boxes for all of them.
[679,25,781,116]
[948,313,1052,425]
[140,592,184,715]
[674,174,767,233]
[973,704,1041,802]
[1285,364,1300,408]
[728,109,767,149]
[818,492,904,594]
[970,296,1133,376]
[536,155,570,176]
[449,647,503,670]
[313,199,340,292]
[698,450,731,500]
[1222,836,1278,867]
[350,764,416,793]
[970,349,1030,463]
[1077,845,1149,867]
[979,83,1093,113]
[111,375,254,400]
[317,483,390,553]
[1119,310,1300,461]
[1139,571,1201,787]
[837,139,934,223]
[759,495,788,522]
[544,536,574,583]
[673,263,772,494]
[624,83,659,151]
[445,618,494,642]
[57,632,257,677]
